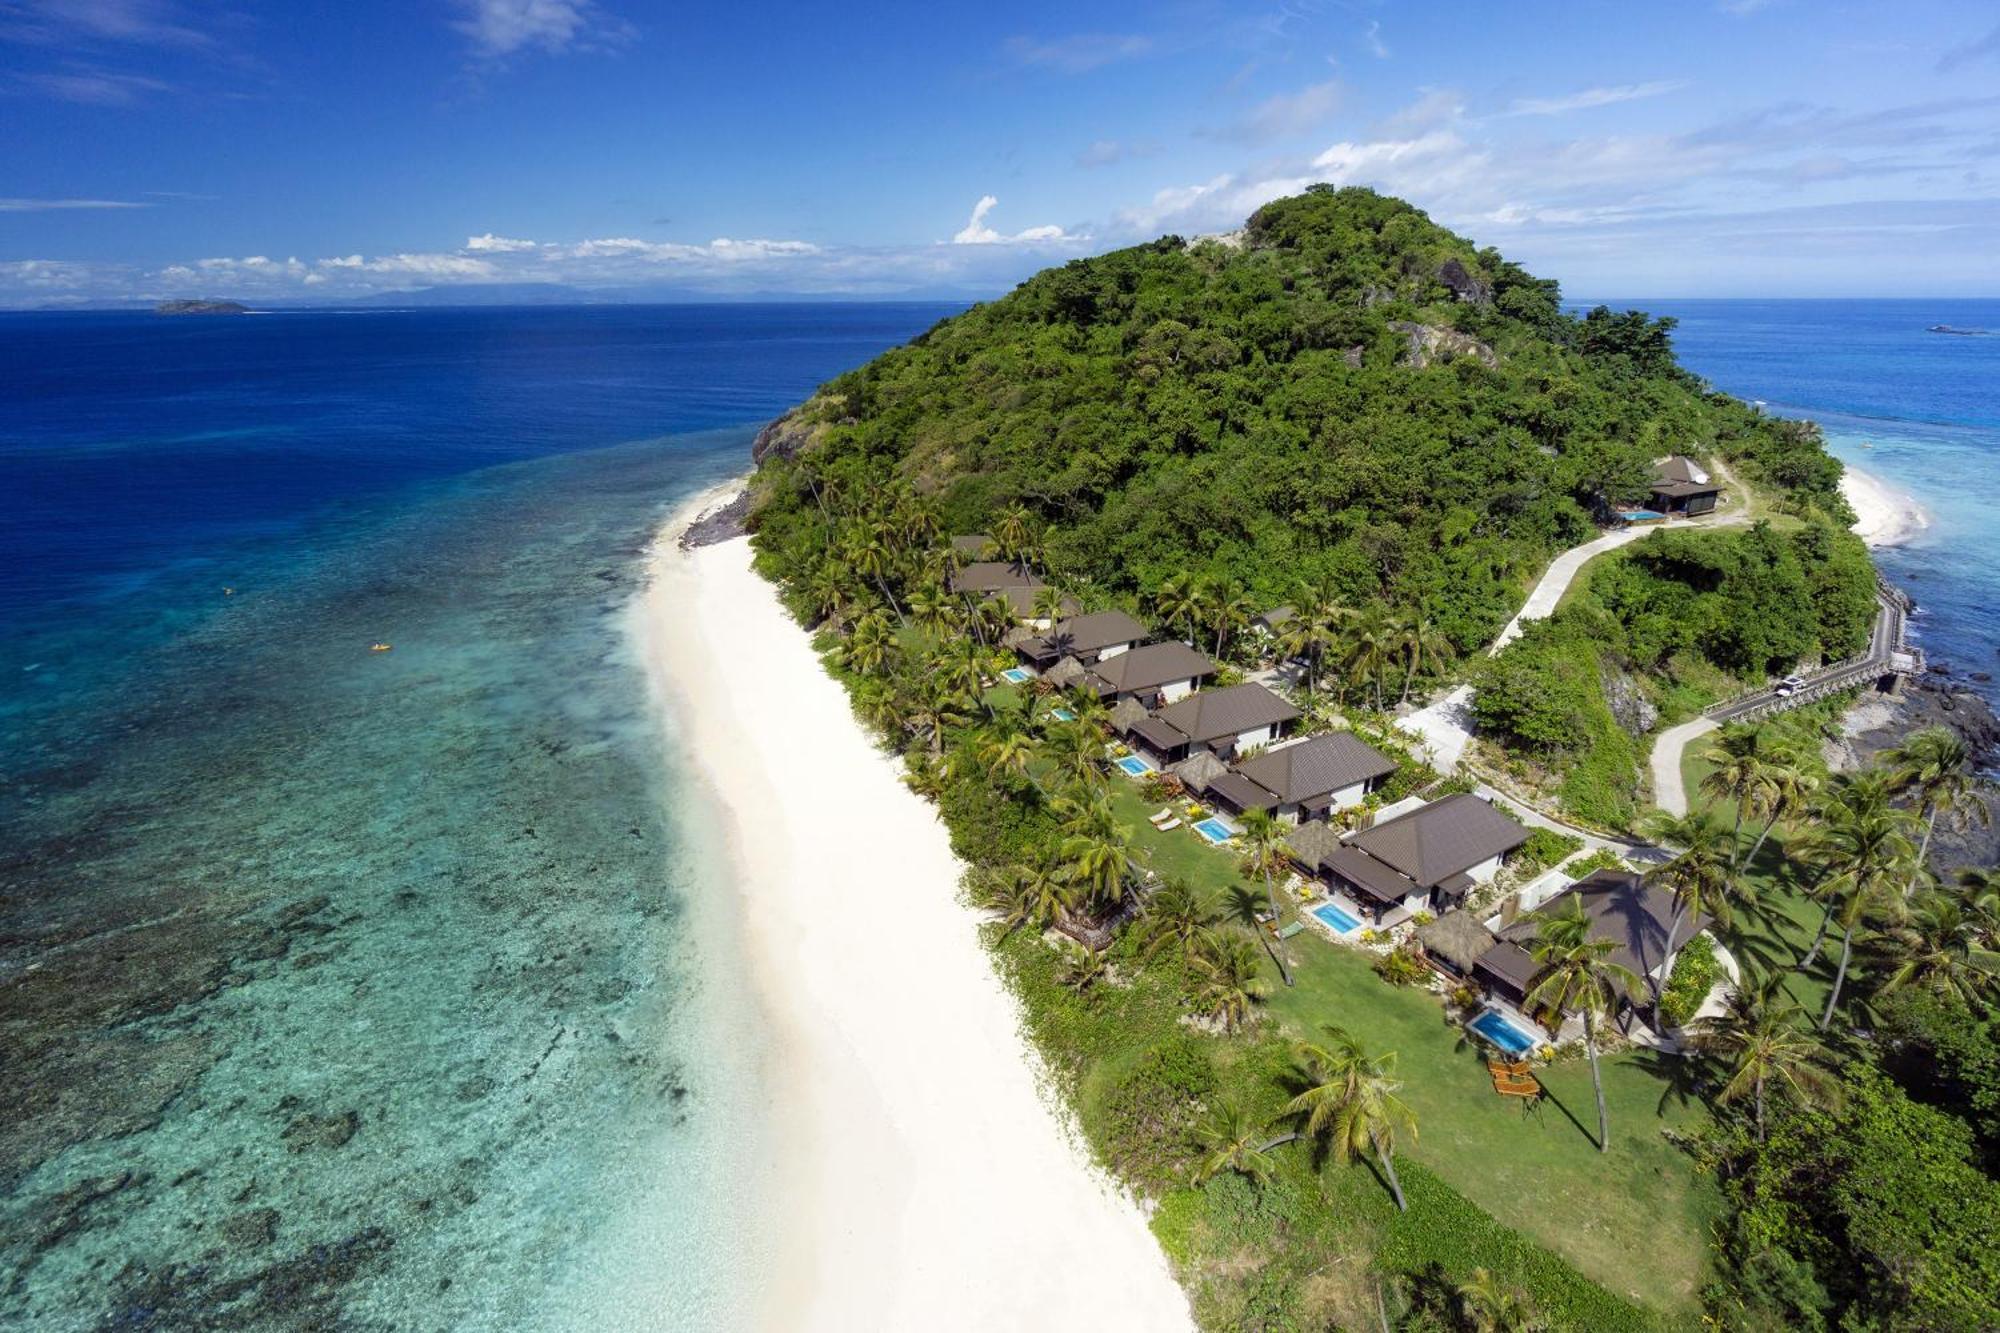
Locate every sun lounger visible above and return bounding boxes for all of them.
[1148,807,1174,825]
[1156,818,1182,831]
[1275,921,1306,940]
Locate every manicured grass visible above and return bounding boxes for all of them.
[1099,777,1721,1317]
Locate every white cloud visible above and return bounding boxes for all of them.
[1363,20,1389,59]
[1205,80,1343,145]
[1505,80,1686,118]
[1002,32,1151,74]
[464,233,539,252]
[452,0,627,62]
[951,195,1083,245]
[1076,138,1155,169]
[17,67,177,105]
[0,197,149,211]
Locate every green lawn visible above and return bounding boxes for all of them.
[1101,777,1721,1317]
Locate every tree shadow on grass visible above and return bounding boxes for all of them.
[1625,1047,1713,1119]
[1523,1075,1599,1149]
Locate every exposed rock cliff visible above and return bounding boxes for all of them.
[750,404,827,465]
[1387,320,1499,369]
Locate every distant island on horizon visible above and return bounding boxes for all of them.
[153,299,248,316]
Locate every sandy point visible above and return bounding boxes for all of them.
[629,482,1193,1332]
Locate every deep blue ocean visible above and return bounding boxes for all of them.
[1,298,1994,1328]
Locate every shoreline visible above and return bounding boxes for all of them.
[631,482,1193,1331]
[1838,461,1929,548]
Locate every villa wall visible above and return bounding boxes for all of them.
[1467,853,1503,885]
[1160,677,1198,703]
[1232,723,1280,751]
[1097,641,1132,661]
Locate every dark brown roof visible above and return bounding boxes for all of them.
[1650,478,1721,499]
[1153,682,1299,746]
[1024,610,1147,660]
[1492,869,1705,983]
[1207,771,1278,814]
[1475,940,1541,994]
[951,534,996,556]
[1348,793,1528,890]
[1650,455,1720,497]
[949,560,1040,593]
[1417,910,1498,971]
[1233,733,1396,804]
[1253,605,1295,633]
[1086,641,1217,696]
[1127,716,1188,754]
[1323,846,1419,904]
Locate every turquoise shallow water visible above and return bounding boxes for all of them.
[4,433,772,1327]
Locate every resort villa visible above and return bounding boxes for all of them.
[1123,681,1299,767]
[1085,640,1218,705]
[1470,869,1709,1035]
[1250,606,1294,639]
[947,560,1077,624]
[1219,731,1399,823]
[1017,610,1147,670]
[950,533,997,559]
[1647,455,1723,517]
[1289,793,1529,928]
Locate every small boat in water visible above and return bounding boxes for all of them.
[370,643,392,652]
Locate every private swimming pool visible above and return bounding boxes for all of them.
[1000,666,1034,683]
[1311,901,1363,933]
[1192,817,1235,844]
[1618,509,1665,524]
[1049,707,1075,721]
[1114,755,1151,777]
[1469,1009,1541,1055]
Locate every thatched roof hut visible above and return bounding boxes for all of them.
[1285,819,1343,872]
[1001,624,1038,650]
[1169,751,1229,795]
[1108,697,1150,735]
[1416,910,1498,975]
[1044,656,1088,690]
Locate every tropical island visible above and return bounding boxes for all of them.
[153,299,248,315]
[672,187,1997,1330]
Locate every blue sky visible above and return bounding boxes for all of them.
[3,0,1998,304]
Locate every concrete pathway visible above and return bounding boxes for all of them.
[1649,716,1717,817]
[1488,527,1650,655]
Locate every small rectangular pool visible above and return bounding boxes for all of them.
[1114,755,1151,777]
[1469,1009,1541,1055]
[1192,817,1235,844]
[1000,666,1034,683]
[1618,509,1665,524]
[1049,707,1075,721]
[1311,902,1362,933]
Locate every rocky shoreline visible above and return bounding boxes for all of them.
[1833,676,2000,872]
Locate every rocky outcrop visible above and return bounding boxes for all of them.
[1387,320,1498,369]
[1831,678,2000,873]
[1602,664,1659,737]
[1436,257,1493,306]
[750,405,823,466]
[679,491,750,549]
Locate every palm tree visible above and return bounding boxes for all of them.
[1691,977,1838,1141]
[894,494,940,552]
[845,610,896,676]
[1152,574,1203,643]
[1959,867,2000,948]
[1802,775,1917,1030]
[932,639,987,704]
[994,502,1034,568]
[1200,576,1257,660]
[1040,721,1104,795]
[979,726,1039,794]
[1057,797,1133,913]
[906,584,957,640]
[1740,741,1818,873]
[1886,726,1988,898]
[1397,609,1456,706]
[1238,807,1295,987]
[854,680,902,738]
[1030,584,1070,627]
[803,566,851,628]
[1345,603,1397,712]
[1275,616,1326,699]
[1140,879,1216,959]
[970,595,1014,648]
[1637,808,1735,1009]
[907,676,972,756]
[844,516,906,624]
[1286,1024,1418,1210]
[1190,930,1270,1032]
[1871,890,2000,1008]
[1193,1098,1289,1185]
[1457,1268,1542,1333]
[1057,939,1109,992]
[1700,725,1785,865]
[981,860,1074,937]
[1526,897,1639,1152]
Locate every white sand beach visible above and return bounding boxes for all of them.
[631,484,1193,1332]
[1840,463,1930,547]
